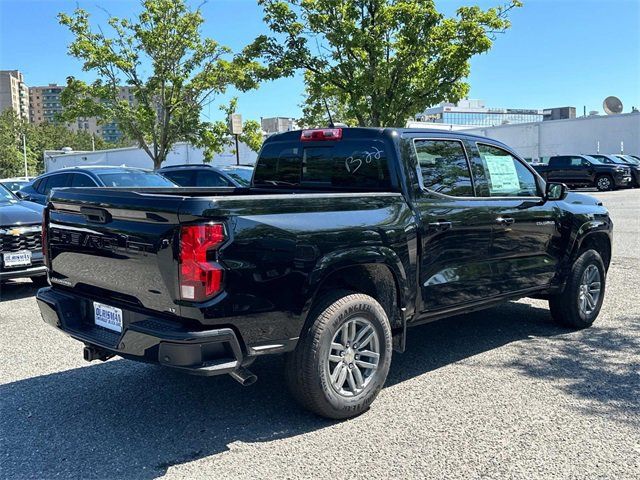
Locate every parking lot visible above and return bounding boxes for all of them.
[1,188,638,479]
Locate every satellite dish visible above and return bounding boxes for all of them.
[603,96,623,115]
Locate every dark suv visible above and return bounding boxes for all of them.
[158,164,253,187]
[533,155,631,191]
[17,166,176,205]
[589,154,640,188]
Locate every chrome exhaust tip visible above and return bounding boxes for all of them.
[230,367,257,386]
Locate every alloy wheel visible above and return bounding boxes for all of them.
[327,317,381,397]
[578,264,601,316]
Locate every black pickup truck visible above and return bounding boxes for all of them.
[533,154,631,191]
[37,128,612,419]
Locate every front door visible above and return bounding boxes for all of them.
[473,142,562,293]
[409,136,497,312]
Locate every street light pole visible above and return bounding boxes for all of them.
[22,133,28,177]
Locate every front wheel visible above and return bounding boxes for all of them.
[285,291,393,419]
[595,174,613,191]
[549,249,606,328]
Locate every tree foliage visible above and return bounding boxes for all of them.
[0,111,127,178]
[248,0,522,127]
[59,0,261,169]
[207,98,264,155]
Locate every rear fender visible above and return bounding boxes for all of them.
[301,247,409,330]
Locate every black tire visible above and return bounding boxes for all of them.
[285,291,393,419]
[595,174,614,191]
[549,249,606,329]
[31,275,49,287]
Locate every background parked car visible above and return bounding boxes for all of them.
[158,164,254,187]
[0,177,34,194]
[589,154,640,187]
[532,154,632,191]
[0,183,47,286]
[16,166,177,205]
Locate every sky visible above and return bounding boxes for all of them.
[1,0,639,123]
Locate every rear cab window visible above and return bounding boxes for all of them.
[253,133,394,191]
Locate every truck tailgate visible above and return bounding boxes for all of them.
[47,188,185,314]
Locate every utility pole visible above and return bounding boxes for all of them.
[22,133,28,177]
[91,134,96,151]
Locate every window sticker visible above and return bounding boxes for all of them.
[482,154,520,194]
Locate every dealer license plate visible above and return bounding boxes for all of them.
[3,250,32,268]
[93,302,123,333]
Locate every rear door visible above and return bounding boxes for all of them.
[547,156,571,182]
[470,142,562,293]
[407,135,497,312]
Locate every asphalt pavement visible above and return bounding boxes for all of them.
[0,188,638,479]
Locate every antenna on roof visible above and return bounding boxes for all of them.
[323,98,335,128]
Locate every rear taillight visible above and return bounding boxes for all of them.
[179,224,225,301]
[300,128,342,141]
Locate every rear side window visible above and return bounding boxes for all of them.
[253,139,392,190]
[549,156,569,166]
[477,144,538,197]
[413,139,473,196]
[44,174,71,194]
[70,174,97,187]
[161,170,195,186]
[33,178,46,194]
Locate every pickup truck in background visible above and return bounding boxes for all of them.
[533,154,631,191]
[37,128,612,419]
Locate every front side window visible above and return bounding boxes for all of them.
[413,139,473,197]
[159,170,194,186]
[476,144,538,197]
[196,171,231,187]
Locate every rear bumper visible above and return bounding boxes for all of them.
[0,264,47,280]
[36,287,249,376]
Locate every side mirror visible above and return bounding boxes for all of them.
[14,191,25,199]
[545,182,568,201]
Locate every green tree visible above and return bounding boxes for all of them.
[248,0,522,127]
[58,0,261,169]
[0,111,26,178]
[0,110,131,177]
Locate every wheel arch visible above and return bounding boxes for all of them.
[567,219,612,272]
[300,248,408,334]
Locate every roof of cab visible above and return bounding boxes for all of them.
[266,126,507,145]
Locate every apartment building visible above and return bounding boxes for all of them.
[29,83,64,124]
[0,70,30,120]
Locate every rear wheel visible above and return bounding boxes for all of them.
[549,249,605,328]
[285,291,393,419]
[595,174,613,191]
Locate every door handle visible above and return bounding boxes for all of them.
[496,217,515,226]
[428,221,453,232]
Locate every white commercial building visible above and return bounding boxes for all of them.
[463,113,640,161]
[44,141,258,173]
